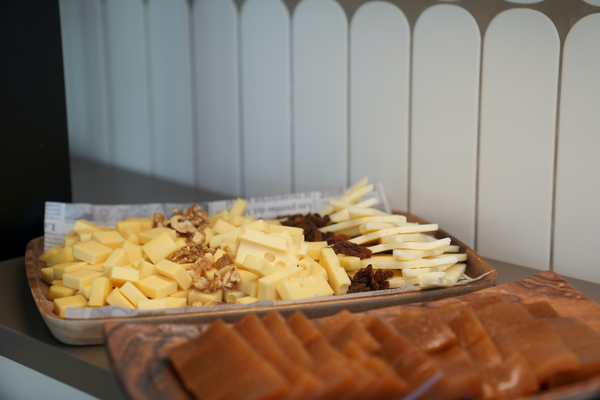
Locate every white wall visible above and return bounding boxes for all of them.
[58,0,600,282]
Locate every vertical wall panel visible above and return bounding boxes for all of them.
[554,14,600,283]
[193,0,241,196]
[241,0,291,197]
[292,0,348,192]
[350,1,410,211]
[410,5,480,247]
[59,0,110,164]
[104,0,151,175]
[477,9,559,270]
[147,0,194,186]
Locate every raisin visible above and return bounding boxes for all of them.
[331,240,372,259]
[279,213,340,242]
[347,264,393,293]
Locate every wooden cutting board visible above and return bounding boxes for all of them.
[104,270,600,400]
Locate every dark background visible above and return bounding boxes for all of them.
[0,0,72,261]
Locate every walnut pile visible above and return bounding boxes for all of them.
[330,240,372,259]
[154,205,209,249]
[347,264,393,294]
[186,251,240,293]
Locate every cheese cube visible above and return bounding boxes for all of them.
[88,277,113,307]
[102,266,140,287]
[103,248,131,268]
[126,217,153,232]
[242,254,277,277]
[83,263,105,272]
[277,277,314,301]
[49,246,74,265]
[236,296,258,305]
[39,245,64,263]
[63,235,79,247]
[73,240,113,265]
[76,285,92,300]
[203,267,218,280]
[203,226,216,246]
[120,281,148,305]
[224,289,246,303]
[227,215,247,227]
[319,248,351,295]
[155,259,192,290]
[209,227,240,248]
[135,275,177,299]
[237,228,301,255]
[142,232,178,264]
[337,255,362,271]
[137,259,158,279]
[189,289,223,304]
[118,240,144,263]
[91,230,124,250]
[165,297,187,308]
[47,285,78,301]
[116,220,142,236]
[62,269,102,290]
[41,267,55,285]
[106,288,135,309]
[119,226,140,245]
[298,258,313,278]
[243,219,271,233]
[169,287,193,299]
[237,269,259,297]
[72,219,102,232]
[304,275,334,297]
[311,259,328,281]
[51,279,63,286]
[229,198,248,216]
[213,219,236,234]
[269,224,304,236]
[137,298,168,310]
[138,227,177,245]
[53,261,87,279]
[258,265,303,300]
[207,209,229,226]
[54,295,88,317]
[75,229,95,243]
[235,240,299,270]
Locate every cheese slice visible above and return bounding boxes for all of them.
[350,224,438,246]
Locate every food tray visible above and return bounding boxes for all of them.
[25,212,496,345]
[104,271,600,400]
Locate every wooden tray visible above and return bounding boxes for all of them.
[104,271,600,400]
[25,212,496,345]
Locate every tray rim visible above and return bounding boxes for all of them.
[25,211,497,345]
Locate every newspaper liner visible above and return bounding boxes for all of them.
[41,182,487,319]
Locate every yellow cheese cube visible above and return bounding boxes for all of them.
[103,248,130,268]
[224,289,246,303]
[126,217,153,232]
[102,266,140,287]
[155,259,192,290]
[54,295,88,317]
[91,230,124,250]
[165,297,187,308]
[120,281,148,305]
[47,285,78,301]
[169,287,193,299]
[235,240,299,270]
[189,289,223,304]
[118,240,144,263]
[258,265,303,300]
[137,259,158,279]
[338,255,362,271]
[106,288,135,309]
[237,228,301,255]
[72,219,102,232]
[137,298,168,310]
[51,279,63,286]
[304,275,334,297]
[138,227,177,244]
[142,232,178,264]
[63,235,79,247]
[135,275,177,299]
[203,226,216,246]
[83,263,105,272]
[242,254,277,277]
[53,261,87,279]
[277,277,314,301]
[116,220,142,236]
[243,219,271,233]
[207,209,229,226]
[76,285,92,300]
[227,215,247,227]
[236,296,258,305]
[120,226,140,245]
[208,227,240,248]
[319,248,351,295]
[39,245,64,263]
[88,277,113,307]
[75,229,96,243]
[73,240,113,264]
[203,267,218,280]
[49,246,74,265]
[298,258,313,278]
[229,198,248,216]
[306,241,327,260]
[213,219,236,234]
[174,238,187,249]
[269,224,304,236]
[237,269,259,297]
[41,267,54,285]
[62,269,102,290]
